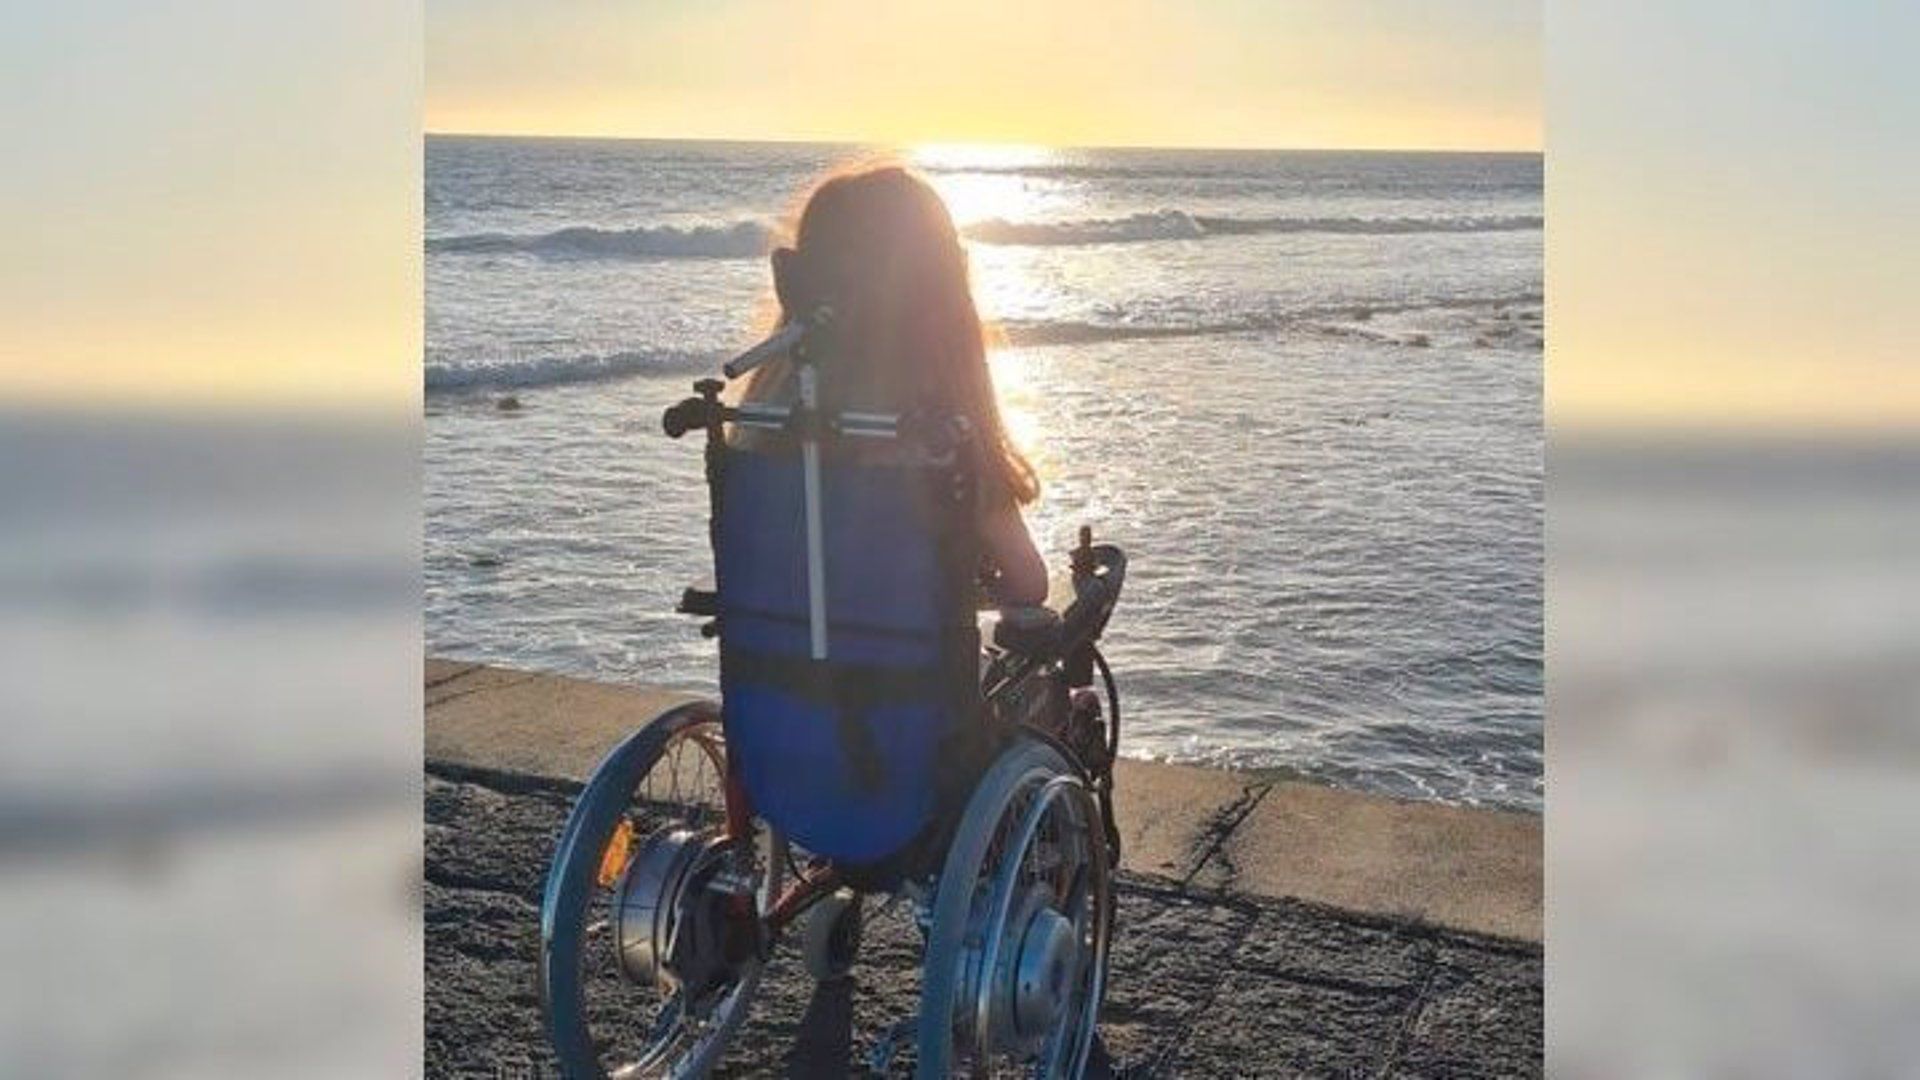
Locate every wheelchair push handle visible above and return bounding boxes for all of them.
[664,305,835,435]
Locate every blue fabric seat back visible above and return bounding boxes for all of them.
[715,447,978,864]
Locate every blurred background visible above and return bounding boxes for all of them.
[1,0,1914,1076]
[1,3,422,1075]
[1549,1,1919,1073]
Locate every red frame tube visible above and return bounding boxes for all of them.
[723,759,840,933]
[764,863,841,933]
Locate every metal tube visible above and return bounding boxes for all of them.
[722,320,808,379]
[734,402,791,429]
[835,411,901,438]
[798,364,829,660]
[729,403,902,438]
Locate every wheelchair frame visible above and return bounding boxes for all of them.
[538,308,1128,1078]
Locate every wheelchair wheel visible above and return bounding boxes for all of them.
[917,737,1114,1078]
[539,701,782,1078]
[801,888,864,983]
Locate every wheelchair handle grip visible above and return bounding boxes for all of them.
[663,379,728,439]
[1060,544,1126,650]
[662,397,705,438]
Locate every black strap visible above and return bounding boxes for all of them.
[722,603,966,642]
[721,649,937,793]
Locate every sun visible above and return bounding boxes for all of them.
[909,143,1059,227]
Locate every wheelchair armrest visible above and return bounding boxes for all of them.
[990,605,1064,658]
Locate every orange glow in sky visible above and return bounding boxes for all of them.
[426,0,1541,151]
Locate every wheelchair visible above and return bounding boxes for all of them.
[538,308,1128,1078]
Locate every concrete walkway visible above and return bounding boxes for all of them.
[426,659,1540,940]
[424,659,1542,1077]
[428,769,1541,1078]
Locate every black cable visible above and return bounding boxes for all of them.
[1091,644,1123,868]
[1093,645,1120,761]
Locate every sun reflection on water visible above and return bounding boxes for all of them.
[910,142,1056,173]
[989,348,1041,451]
[913,146,1068,489]
[989,345,1052,494]
[911,142,1059,228]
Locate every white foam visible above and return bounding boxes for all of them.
[964,211,1542,247]
[423,349,716,394]
[427,211,1543,260]
[428,220,772,260]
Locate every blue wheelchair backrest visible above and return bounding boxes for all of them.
[715,445,981,864]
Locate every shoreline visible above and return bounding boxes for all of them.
[426,657,1540,941]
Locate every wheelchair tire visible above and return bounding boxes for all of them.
[915,736,1113,1078]
[538,701,779,1079]
[801,888,864,982]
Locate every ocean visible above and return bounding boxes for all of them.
[424,136,1542,811]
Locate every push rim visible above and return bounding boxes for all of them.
[917,737,1113,1079]
[967,775,1109,1075]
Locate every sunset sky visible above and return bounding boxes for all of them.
[426,0,1541,151]
[8,2,1913,431]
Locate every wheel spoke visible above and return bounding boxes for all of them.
[917,741,1117,1078]
[545,712,772,1079]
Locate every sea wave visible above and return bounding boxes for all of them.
[913,155,1544,185]
[1001,292,1542,347]
[426,292,1540,395]
[427,221,772,260]
[424,349,718,394]
[965,211,1542,246]
[428,211,1541,261]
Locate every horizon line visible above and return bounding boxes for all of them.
[422,129,1543,156]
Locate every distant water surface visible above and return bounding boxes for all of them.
[425,137,1542,811]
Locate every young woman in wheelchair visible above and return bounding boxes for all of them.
[737,164,1050,609]
[538,163,1128,1078]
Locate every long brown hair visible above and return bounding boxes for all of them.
[741,163,1039,507]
